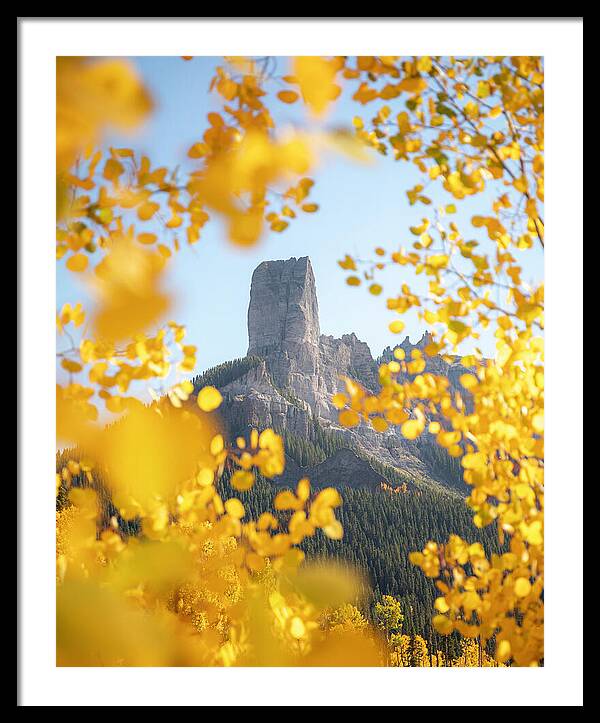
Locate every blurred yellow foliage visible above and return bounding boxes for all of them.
[56,57,152,175]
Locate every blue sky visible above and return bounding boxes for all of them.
[57,56,543,387]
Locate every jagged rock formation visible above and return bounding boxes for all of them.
[203,256,469,491]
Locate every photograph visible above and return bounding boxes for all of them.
[18,17,583,707]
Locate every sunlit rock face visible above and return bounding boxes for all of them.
[248,257,320,354]
[246,257,380,422]
[247,257,323,416]
[217,256,470,491]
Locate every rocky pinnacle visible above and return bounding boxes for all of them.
[248,256,320,355]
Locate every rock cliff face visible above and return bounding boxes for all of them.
[248,257,320,354]
[214,256,469,491]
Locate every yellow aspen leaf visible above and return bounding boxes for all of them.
[210,433,224,456]
[410,219,429,235]
[224,498,245,519]
[339,409,360,428]
[66,253,88,272]
[434,597,450,613]
[137,233,157,245]
[353,82,379,105]
[526,198,539,219]
[296,477,311,503]
[385,407,408,425]
[380,84,401,100]
[188,142,209,159]
[196,468,214,487]
[513,175,528,193]
[58,302,85,329]
[516,302,542,325]
[61,359,83,373]
[246,552,266,572]
[448,320,468,335]
[197,386,223,412]
[346,276,361,286]
[460,373,478,390]
[532,412,544,433]
[313,487,342,510]
[523,521,543,546]
[369,284,383,296]
[270,219,289,233]
[398,76,427,95]
[471,134,488,148]
[437,430,461,448]
[103,158,124,183]
[217,76,238,101]
[231,470,254,492]
[389,320,406,334]
[113,147,134,158]
[409,551,424,566]
[427,254,449,269]
[332,392,348,410]
[496,640,511,663]
[401,419,423,440]
[137,201,160,221]
[166,214,182,229]
[301,203,319,213]
[274,490,302,511]
[514,578,532,598]
[477,80,491,98]
[323,519,344,540]
[432,614,453,635]
[294,56,340,116]
[277,90,299,104]
[371,417,388,433]
[462,452,487,470]
[338,255,357,270]
[357,56,375,71]
[417,56,432,73]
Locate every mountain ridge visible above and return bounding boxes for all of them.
[194,256,469,493]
